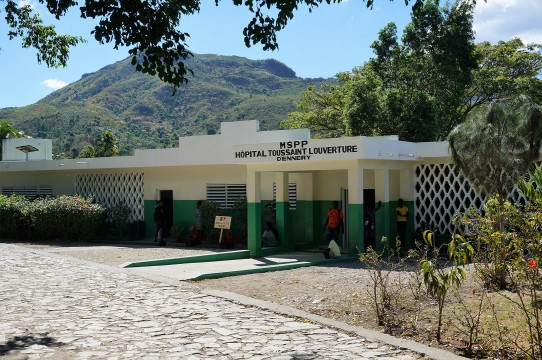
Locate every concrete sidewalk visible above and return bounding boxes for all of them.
[125,252,354,280]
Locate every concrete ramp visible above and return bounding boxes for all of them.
[125,252,355,281]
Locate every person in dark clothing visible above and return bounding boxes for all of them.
[396,198,408,245]
[154,200,166,245]
[262,221,279,247]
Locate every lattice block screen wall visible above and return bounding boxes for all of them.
[414,163,539,234]
[76,173,144,221]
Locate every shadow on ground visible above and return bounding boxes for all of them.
[0,334,63,356]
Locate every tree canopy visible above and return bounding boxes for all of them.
[283,1,542,141]
[2,0,443,91]
[284,0,480,141]
[79,130,119,158]
[449,95,542,202]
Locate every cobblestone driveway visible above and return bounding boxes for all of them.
[0,244,424,359]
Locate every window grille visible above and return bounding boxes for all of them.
[206,184,247,209]
[75,173,144,222]
[2,185,47,198]
[414,163,539,234]
[39,186,53,197]
[273,182,297,210]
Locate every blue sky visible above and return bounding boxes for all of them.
[1,0,541,108]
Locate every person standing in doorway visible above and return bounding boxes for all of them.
[262,221,279,247]
[324,201,344,242]
[154,200,166,244]
[396,198,408,245]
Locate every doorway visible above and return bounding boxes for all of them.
[159,190,173,236]
[363,189,376,250]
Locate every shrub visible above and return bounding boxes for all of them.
[21,195,106,241]
[455,195,542,358]
[170,224,184,242]
[359,236,415,334]
[109,202,132,237]
[200,200,221,242]
[232,197,247,245]
[0,195,30,239]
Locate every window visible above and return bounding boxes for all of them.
[1,185,51,198]
[206,184,247,209]
[273,182,297,210]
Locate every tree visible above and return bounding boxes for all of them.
[449,95,542,203]
[94,130,119,157]
[2,0,445,91]
[78,145,95,159]
[450,95,542,290]
[285,0,476,141]
[4,1,84,68]
[281,78,349,138]
[460,39,542,121]
[367,0,477,138]
[0,120,24,160]
[346,68,439,141]
[78,130,119,158]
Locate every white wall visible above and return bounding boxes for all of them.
[143,165,247,200]
[2,138,52,161]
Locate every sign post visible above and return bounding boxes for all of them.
[214,216,232,245]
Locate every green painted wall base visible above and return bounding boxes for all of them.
[121,250,250,268]
[375,200,415,254]
[348,203,364,256]
[192,256,356,280]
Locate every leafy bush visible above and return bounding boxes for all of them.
[456,195,542,358]
[170,224,184,242]
[359,241,408,333]
[232,197,247,245]
[0,195,107,241]
[27,196,107,241]
[0,195,30,239]
[200,200,221,242]
[109,202,132,237]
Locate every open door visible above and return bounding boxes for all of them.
[159,190,173,236]
[363,189,376,250]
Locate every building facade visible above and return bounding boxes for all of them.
[2,120,505,257]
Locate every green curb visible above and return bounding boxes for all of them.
[120,250,251,268]
[192,257,357,280]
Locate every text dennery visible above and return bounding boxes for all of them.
[234,140,359,162]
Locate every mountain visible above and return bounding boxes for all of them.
[0,54,332,157]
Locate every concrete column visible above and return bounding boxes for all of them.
[275,172,291,251]
[247,169,262,256]
[347,163,364,255]
[400,168,415,249]
[375,169,391,252]
[303,173,314,244]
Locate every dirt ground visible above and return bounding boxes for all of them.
[6,240,525,359]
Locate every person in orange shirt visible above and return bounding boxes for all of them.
[324,201,344,241]
[396,198,408,244]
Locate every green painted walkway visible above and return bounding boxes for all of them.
[124,252,355,281]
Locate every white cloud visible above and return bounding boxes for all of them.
[18,0,36,9]
[473,0,542,44]
[41,79,68,90]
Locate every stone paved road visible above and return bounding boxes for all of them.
[0,245,428,359]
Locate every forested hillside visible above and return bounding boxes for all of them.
[0,54,330,157]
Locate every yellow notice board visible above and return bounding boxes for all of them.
[214,216,232,229]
